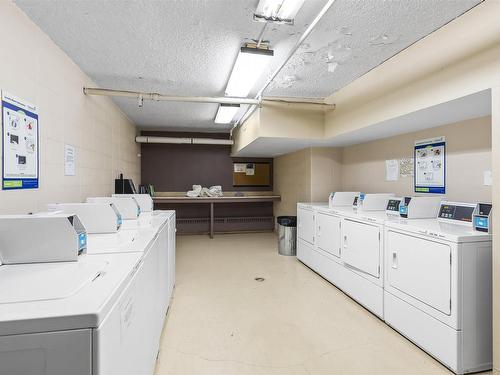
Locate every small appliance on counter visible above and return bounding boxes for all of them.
[0,214,87,264]
[115,173,136,194]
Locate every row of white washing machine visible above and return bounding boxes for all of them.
[0,194,176,375]
[297,193,492,374]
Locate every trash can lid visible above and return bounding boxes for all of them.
[277,216,297,227]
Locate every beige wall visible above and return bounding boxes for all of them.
[492,87,500,375]
[259,103,324,139]
[0,1,140,214]
[232,108,261,153]
[232,103,325,155]
[273,148,311,217]
[310,147,342,202]
[273,147,343,217]
[274,116,492,218]
[342,116,492,203]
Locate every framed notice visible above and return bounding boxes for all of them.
[2,91,39,190]
[414,136,445,194]
[233,162,271,187]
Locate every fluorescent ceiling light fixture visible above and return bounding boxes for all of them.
[254,0,306,24]
[225,46,274,98]
[214,104,241,124]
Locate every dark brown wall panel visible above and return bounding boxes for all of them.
[141,131,273,192]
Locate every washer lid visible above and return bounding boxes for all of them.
[87,230,139,253]
[385,219,492,242]
[0,260,106,304]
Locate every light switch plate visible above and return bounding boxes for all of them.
[484,170,492,186]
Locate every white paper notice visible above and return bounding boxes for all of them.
[64,144,76,176]
[245,163,255,175]
[385,159,399,181]
[484,170,492,186]
[234,163,246,173]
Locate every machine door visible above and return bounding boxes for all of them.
[0,329,92,375]
[93,244,160,375]
[386,230,451,315]
[167,216,176,302]
[341,219,380,278]
[316,212,341,257]
[297,207,315,245]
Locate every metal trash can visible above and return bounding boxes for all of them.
[277,216,297,256]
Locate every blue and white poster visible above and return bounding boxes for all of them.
[414,136,445,194]
[2,91,39,190]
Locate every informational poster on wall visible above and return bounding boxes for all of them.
[64,144,76,176]
[414,136,445,194]
[2,91,39,190]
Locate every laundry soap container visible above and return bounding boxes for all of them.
[277,216,297,256]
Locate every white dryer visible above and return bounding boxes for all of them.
[296,203,339,284]
[384,201,492,374]
[297,203,353,291]
[340,209,388,318]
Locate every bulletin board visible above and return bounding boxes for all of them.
[2,91,39,190]
[414,136,445,194]
[233,162,271,187]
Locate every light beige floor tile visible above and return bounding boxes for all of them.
[155,233,492,375]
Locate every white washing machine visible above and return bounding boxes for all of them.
[0,211,176,375]
[384,201,492,374]
[86,210,176,337]
[0,252,141,375]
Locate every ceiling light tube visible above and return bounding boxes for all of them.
[254,0,306,24]
[214,104,241,124]
[225,47,274,98]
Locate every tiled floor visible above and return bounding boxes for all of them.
[155,233,491,375]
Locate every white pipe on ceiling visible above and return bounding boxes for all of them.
[136,136,234,146]
[84,87,331,108]
[233,0,338,131]
[84,87,260,105]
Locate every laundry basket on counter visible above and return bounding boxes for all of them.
[277,216,297,256]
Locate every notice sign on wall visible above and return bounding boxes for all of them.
[64,144,76,176]
[2,91,39,190]
[414,136,445,194]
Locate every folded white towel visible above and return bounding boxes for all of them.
[186,184,202,197]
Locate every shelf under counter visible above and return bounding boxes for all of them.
[153,195,281,238]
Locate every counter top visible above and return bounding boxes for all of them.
[153,195,281,203]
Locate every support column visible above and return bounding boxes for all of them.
[492,86,500,375]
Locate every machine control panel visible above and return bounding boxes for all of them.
[473,203,492,233]
[399,197,411,218]
[352,193,365,209]
[386,198,401,214]
[438,203,474,222]
[68,214,87,255]
[110,203,123,230]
